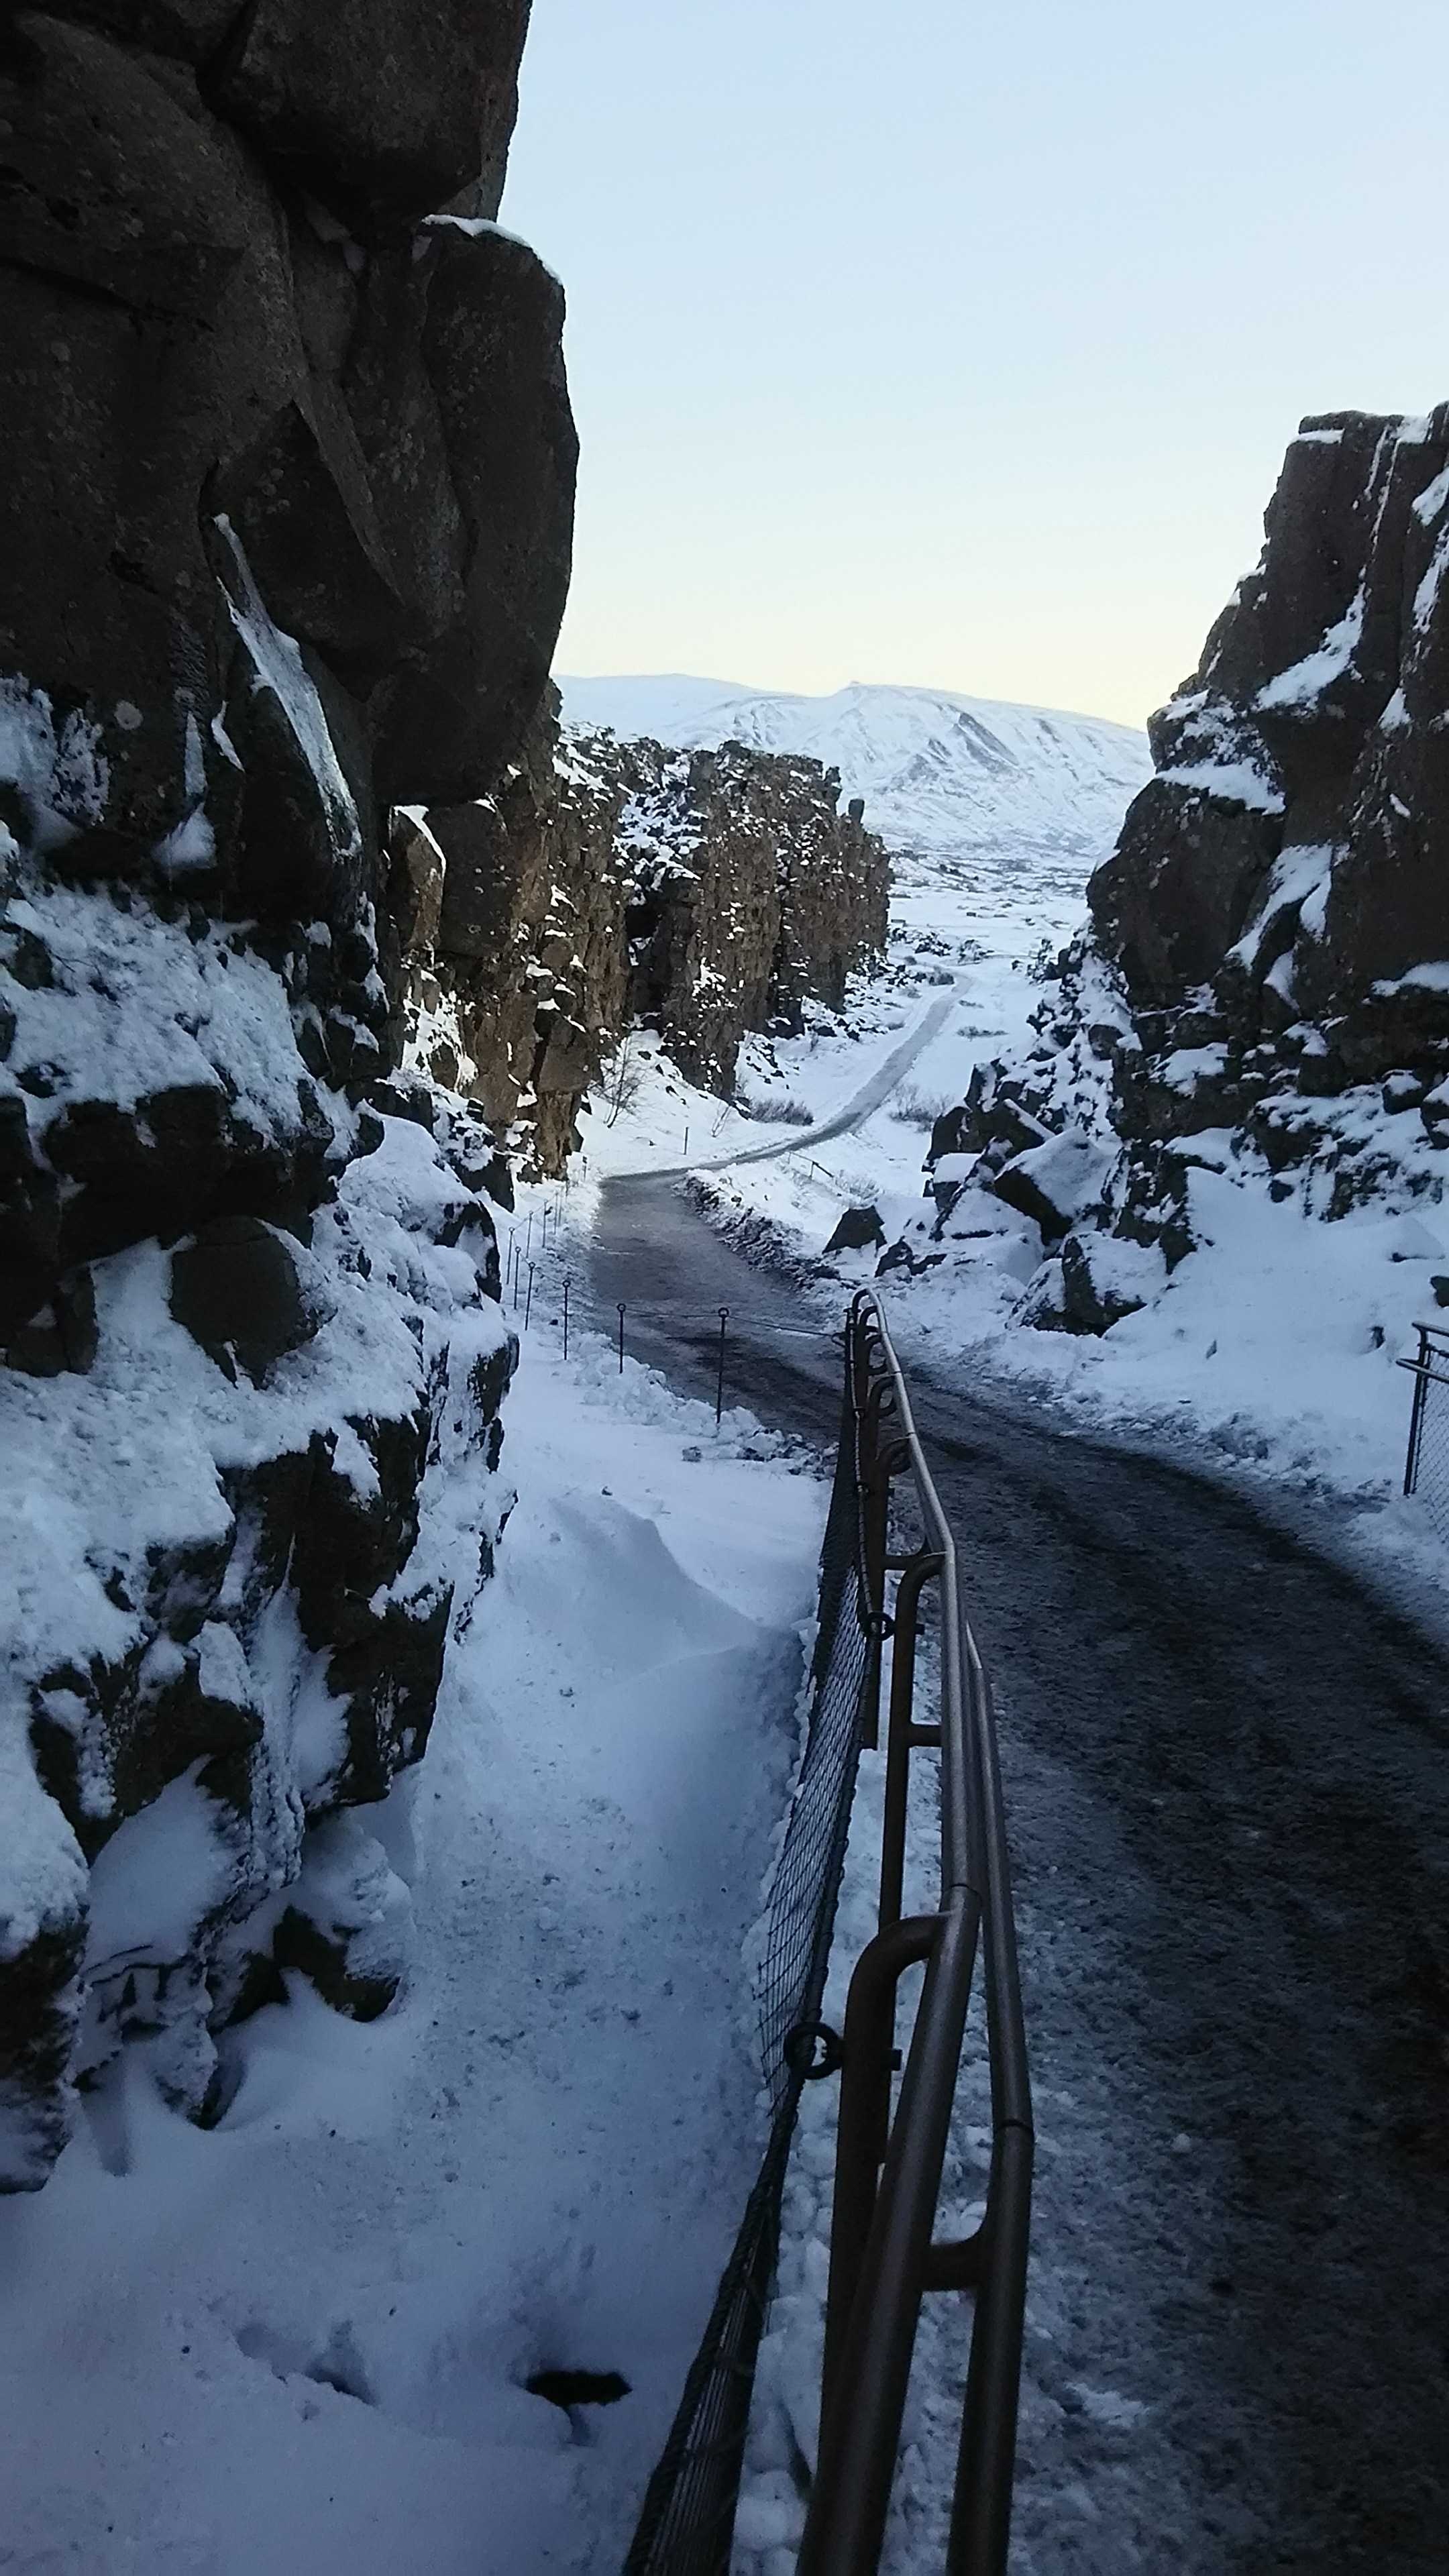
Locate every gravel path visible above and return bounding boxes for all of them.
[584,1174,1449,2573]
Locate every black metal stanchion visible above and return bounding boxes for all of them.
[525,1261,535,1330]
[562,1276,570,1360]
[616,1302,626,1372]
[716,1305,729,1426]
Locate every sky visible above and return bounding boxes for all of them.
[504,0,1449,729]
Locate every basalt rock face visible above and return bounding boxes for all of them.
[897,409,1449,1331]
[1,2,568,2184]
[398,712,890,1173]
[1089,407,1449,1020]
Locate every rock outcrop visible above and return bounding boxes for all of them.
[397,705,890,1172]
[1,2,571,2184]
[898,409,1449,1331]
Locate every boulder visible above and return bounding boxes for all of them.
[0,15,254,323]
[989,1130,1114,1244]
[215,0,532,234]
[373,224,578,807]
[1059,1230,1167,1336]
[1089,777,1283,1007]
[168,1214,323,1382]
[824,1204,885,1255]
[272,1815,412,2021]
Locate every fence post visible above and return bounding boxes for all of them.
[1405,1325,1432,1495]
[617,1302,626,1373]
[880,1552,945,1933]
[562,1275,570,1361]
[716,1306,729,1426]
[525,1261,535,1330]
[820,1913,940,2436]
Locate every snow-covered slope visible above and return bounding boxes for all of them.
[557,676,1150,869]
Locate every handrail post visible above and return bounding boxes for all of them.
[1405,1323,1431,1495]
[820,1913,941,2431]
[802,1894,982,2576]
[880,1550,945,1933]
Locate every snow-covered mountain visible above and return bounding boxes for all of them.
[557,675,1150,871]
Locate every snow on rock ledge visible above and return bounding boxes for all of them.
[0,0,566,2188]
[885,407,1449,1393]
[397,690,890,1174]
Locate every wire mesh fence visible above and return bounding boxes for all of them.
[622,1337,879,2576]
[1399,1320,1449,1544]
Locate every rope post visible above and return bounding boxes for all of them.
[1405,1324,1432,1495]
[562,1275,570,1361]
[684,1122,690,1159]
[616,1301,626,1373]
[512,1252,521,1311]
[715,1305,729,1427]
[525,1208,534,1258]
[525,1261,535,1330]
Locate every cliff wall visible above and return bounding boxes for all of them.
[398,706,890,1172]
[0,3,573,2182]
[906,408,1449,1335]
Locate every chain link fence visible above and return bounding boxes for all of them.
[622,1346,880,2576]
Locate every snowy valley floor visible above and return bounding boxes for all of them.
[576,832,1449,1603]
[0,1324,826,2574]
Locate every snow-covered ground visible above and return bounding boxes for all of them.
[0,1295,828,2573]
[561,678,1442,1562]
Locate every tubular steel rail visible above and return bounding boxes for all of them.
[623,1287,1032,2576]
[799,1289,1034,2575]
[1399,1318,1449,1508]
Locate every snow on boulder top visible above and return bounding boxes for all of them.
[557,674,1150,870]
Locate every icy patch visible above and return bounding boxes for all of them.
[215,516,360,861]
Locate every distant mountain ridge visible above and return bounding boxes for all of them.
[557,674,1150,869]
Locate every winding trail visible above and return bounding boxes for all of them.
[582,1173,1449,2574]
[610,991,953,1181]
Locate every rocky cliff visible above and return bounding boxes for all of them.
[396,704,890,1173]
[0,3,574,2185]
[900,408,1449,1335]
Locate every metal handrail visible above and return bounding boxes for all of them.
[798,1288,1034,2575]
[1398,1319,1449,1495]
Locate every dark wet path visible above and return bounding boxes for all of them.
[586,1171,1449,2573]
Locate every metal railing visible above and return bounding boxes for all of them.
[1399,1320,1449,1544]
[623,1287,1032,2575]
[799,1289,1033,2575]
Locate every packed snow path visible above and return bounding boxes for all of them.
[609,992,955,1184]
[585,1176,1449,2573]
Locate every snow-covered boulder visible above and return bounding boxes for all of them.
[987,1129,1115,1245]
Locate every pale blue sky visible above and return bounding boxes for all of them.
[504,1,1449,725]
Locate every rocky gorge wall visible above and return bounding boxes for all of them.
[0,3,574,2185]
[396,703,890,1173]
[900,407,1449,1336]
